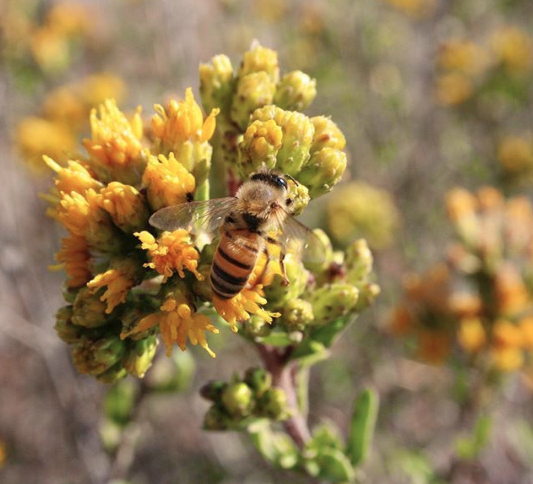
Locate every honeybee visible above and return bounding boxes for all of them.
[149,168,321,300]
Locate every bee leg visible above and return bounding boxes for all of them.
[266,236,289,286]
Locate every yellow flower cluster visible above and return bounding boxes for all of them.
[380,0,437,18]
[17,74,126,173]
[498,134,533,179]
[435,25,533,106]
[391,187,533,374]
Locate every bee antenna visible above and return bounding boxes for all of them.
[285,174,298,186]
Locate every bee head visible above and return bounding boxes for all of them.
[250,171,288,191]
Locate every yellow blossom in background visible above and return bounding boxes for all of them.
[491,320,524,371]
[389,305,415,336]
[498,135,533,174]
[16,117,77,172]
[494,263,530,317]
[381,0,437,18]
[142,153,196,210]
[135,230,203,282]
[491,26,533,75]
[417,330,452,365]
[122,293,219,357]
[254,0,288,22]
[327,181,400,249]
[435,73,473,106]
[45,2,92,37]
[51,235,92,289]
[458,317,486,353]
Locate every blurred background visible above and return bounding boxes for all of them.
[1,0,533,483]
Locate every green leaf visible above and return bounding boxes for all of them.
[346,387,379,467]
[310,316,354,348]
[315,447,355,483]
[247,420,299,470]
[103,379,137,427]
[291,340,329,365]
[455,413,492,460]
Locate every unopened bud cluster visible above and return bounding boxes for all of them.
[201,368,289,430]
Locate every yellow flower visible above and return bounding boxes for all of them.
[50,234,92,288]
[498,136,533,174]
[96,182,149,233]
[491,26,533,75]
[46,2,91,37]
[0,439,5,470]
[122,294,219,357]
[42,86,86,128]
[16,117,76,172]
[83,100,143,182]
[381,0,437,18]
[80,74,126,109]
[389,305,415,336]
[491,347,523,372]
[142,153,195,211]
[151,88,219,154]
[44,156,101,196]
[458,317,486,353]
[435,73,473,106]
[438,39,488,76]
[491,320,524,372]
[87,259,140,314]
[494,263,530,317]
[416,330,452,365]
[30,26,70,73]
[213,286,280,333]
[135,230,203,282]
[520,317,533,349]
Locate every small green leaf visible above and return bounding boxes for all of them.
[247,420,299,469]
[315,447,355,483]
[257,331,293,347]
[291,340,329,364]
[346,387,379,467]
[455,413,492,460]
[310,316,355,348]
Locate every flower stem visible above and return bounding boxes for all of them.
[256,344,311,448]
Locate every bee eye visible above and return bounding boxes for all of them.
[275,176,288,189]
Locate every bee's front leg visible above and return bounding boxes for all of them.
[265,236,289,286]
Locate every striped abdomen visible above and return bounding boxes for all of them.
[210,231,260,299]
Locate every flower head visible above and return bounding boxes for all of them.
[122,292,219,357]
[136,230,203,282]
[50,234,92,288]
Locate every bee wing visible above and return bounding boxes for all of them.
[149,197,238,233]
[281,214,326,264]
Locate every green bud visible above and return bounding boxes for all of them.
[260,387,289,420]
[244,368,272,397]
[345,239,373,283]
[203,405,230,431]
[221,382,254,418]
[298,147,347,198]
[97,362,128,384]
[243,315,272,338]
[72,335,126,376]
[230,72,276,131]
[310,116,346,153]
[199,54,235,113]
[265,252,310,308]
[54,305,83,343]
[123,336,158,378]
[274,71,317,112]
[239,45,279,83]
[286,177,310,216]
[354,283,380,312]
[279,298,314,332]
[304,229,334,274]
[309,283,359,326]
[252,106,315,176]
[200,380,228,402]
[238,119,283,176]
[72,287,109,328]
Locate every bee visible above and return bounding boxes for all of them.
[149,168,321,300]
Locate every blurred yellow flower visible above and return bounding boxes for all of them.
[494,263,530,317]
[491,26,533,75]
[458,317,486,353]
[327,181,399,249]
[389,305,415,336]
[435,73,473,106]
[417,330,452,365]
[381,0,436,18]
[438,39,488,77]
[135,230,203,282]
[16,117,76,172]
[123,294,218,357]
[30,26,70,73]
[46,2,91,37]
[498,135,533,174]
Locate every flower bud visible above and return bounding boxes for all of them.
[286,177,310,216]
[72,335,126,376]
[221,382,254,418]
[55,305,83,343]
[274,71,317,112]
[200,380,229,402]
[230,72,276,130]
[242,315,273,339]
[239,45,279,83]
[279,298,314,332]
[200,54,235,113]
[345,239,374,283]
[260,387,289,420]
[72,286,109,328]
[354,282,381,312]
[309,283,359,325]
[310,116,346,153]
[239,119,283,174]
[303,229,334,274]
[244,368,272,397]
[96,362,128,384]
[123,336,158,378]
[203,405,230,431]
[298,147,347,198]
[265,253,309,308]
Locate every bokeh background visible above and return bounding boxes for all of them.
[2,0,533,483]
